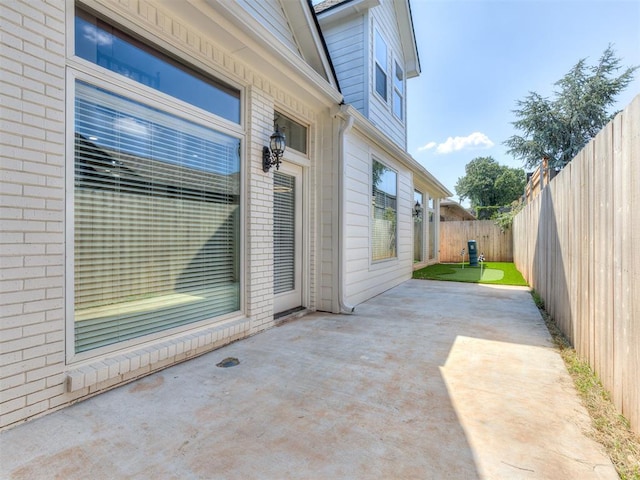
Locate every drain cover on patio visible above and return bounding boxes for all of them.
[216,357,239,368]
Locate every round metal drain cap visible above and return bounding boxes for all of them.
[216,357,239,368]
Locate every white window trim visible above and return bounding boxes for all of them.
[373,27,388,103]
[65,69,247,365]
[370,157,399,264]
[393,60,405,121]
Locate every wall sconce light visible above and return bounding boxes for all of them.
[263,125,286,172]
[413,200,422,219]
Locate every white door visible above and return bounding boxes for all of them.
[273,164,303,314]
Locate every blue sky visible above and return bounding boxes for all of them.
[406,0,640,203]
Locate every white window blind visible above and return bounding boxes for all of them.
[273,172,295,294]
[74,81,240,353]
[372,160,397,261]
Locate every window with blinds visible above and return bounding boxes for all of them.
[74,81,241,353]
[273,172,296,294]
[372,159,397,261]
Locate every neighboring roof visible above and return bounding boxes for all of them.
[314,0,420,78]
[440,199,476,220]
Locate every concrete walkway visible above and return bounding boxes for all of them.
[0,280,616,479]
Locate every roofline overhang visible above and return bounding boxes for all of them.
[316,0,420,78]
[189,0,342,107]
[338,104,451,198]
[396,0,420,78]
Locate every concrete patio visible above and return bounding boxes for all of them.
[0,280,616,479]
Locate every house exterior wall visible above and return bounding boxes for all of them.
[318,1,408,151]
[237,0,301,56]
[341,128,414,305]
[367,1,407,149]
[321,14,366,113]
[0,0,333,429]
[1,0,449,430]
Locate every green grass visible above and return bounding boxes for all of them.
[413,262,528,286]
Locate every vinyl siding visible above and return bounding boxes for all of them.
[321,14,366,113]
[237,0,301,57]
[368,2,407,149]
[342,130,414,306]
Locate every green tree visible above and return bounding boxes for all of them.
[455,157,526,218]
[505,45,637,170]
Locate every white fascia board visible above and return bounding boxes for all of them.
[395,0,420,78]
[188,0,342,106]
[281,0,339,90]
[340,105,451,197]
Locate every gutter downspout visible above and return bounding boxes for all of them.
[337,105,355,313]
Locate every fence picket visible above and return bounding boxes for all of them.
[512,95,640,434]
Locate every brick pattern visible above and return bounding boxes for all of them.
[1,0,322,429]
[1,0,67,429]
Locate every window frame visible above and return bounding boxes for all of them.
[374,28,388,102]
[65,13,246,363]
[371,158,398,263]
[274,110,308,156]
[393,60,404,121]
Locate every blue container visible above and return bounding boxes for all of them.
[467,240,478,266]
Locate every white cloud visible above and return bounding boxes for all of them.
[418,132,494,155]
[418,141,437,152]
[435,132,494,154]
[83,25,113,47]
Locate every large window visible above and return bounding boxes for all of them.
[72,11,242,354]
[372,160,397,261]
[374,30,388,101]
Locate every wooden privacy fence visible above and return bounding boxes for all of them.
[439,220,513,263]
[512,95,640,434]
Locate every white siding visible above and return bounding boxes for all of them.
[237,0,301,57]
[322,14,367,113]
[342,130,414,306]
[368,2,406,149]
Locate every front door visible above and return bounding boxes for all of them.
[273,164,302,314]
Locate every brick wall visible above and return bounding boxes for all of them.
[1,0,325,430]
[1,0,68,427]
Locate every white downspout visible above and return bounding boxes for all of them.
[337,106,355,313]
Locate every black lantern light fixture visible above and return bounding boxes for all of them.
[263,124,286,172]
[413,200,422,219]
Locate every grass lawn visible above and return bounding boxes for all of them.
[413,262,528,286]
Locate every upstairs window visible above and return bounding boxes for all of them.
[75,9,241,124]
[374,30,388,101]
[393,61,404,120]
